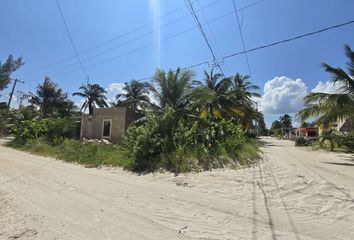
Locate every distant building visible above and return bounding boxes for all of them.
[80,107,141,144]
[318,116,354,135]
[295,127,318,139]
[334,116,354,133]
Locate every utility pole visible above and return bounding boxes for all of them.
[7,79,24,108]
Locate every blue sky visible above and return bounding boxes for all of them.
[1,0,354,127]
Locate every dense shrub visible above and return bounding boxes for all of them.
[8,138,131,168]
[12,118,75,144]
[295,136,308,146]
[123,107,258,172]
[58,139,131,168]
[336,132,354,152]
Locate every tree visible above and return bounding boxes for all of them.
[229,73,261,99]
[279,114,292,138]
[256,112,267,135]
[228,73,260,130]
[26,77,74,117]
[114,80,151,112]
[270,120,282,136]
[297,45,354,128]
[0,55,24,91]
[73,83,108,115]
[191,69,233,118]
[151,68,194,111]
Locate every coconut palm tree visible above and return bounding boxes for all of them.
[114,80,151,112]
[228,73,260,130]
[191,69,233,118]
[229,73,261,99]
[151,68,194,110]
[26,77,70,117]
[279,114,292,138]
[73,83,108,115]
[297,45,354,128]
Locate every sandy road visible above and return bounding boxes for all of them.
[0,138,354,240]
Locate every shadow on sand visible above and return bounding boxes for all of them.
[322,162,354,167]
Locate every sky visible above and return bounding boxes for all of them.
[0,0,353,127]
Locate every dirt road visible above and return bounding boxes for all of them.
[0,138,354,239]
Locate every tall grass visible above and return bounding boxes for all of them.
[8,138,131,168]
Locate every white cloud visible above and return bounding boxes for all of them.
[260,76,308,114]
[311,81,342,94]
[105,82,159,106]
[105,83,125,105]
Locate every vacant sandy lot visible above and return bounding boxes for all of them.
[0,138,353,239]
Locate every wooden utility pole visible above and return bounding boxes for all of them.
[7,79,24,108]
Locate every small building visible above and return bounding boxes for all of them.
[80,107,141,144]
[295,127,318,139]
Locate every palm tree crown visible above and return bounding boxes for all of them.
[151,68,194,110]
[191,69,232,118]
[27,77,72,117]
[73,83,108,115]
[114,80,151,111]
[297,45,354,128]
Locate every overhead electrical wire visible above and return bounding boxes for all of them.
[24,10,237,82]
[196,0,224,57]
[55,0,88,79]
[23,18,354,84]
[21,0,225,76]
[21,0,265,78]
[124,19,354,84]
[232,0,253,78]
[184,0,225,76]
[22,0,225,80]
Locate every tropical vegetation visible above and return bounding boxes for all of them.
[5,64,263,172]
[73,83,108,115]
[297,45,354,128]
[297,45,354,151]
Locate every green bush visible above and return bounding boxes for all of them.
[12,118,75,144]
[336,132,354,152]
[122,107,258,172]
[57,139,131,168]
[9,138,132,168]
[295,136,308,146]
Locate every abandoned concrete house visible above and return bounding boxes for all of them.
[78,107,140,144]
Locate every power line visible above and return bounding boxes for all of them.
[24,16,354,86]
[232,0,253,77]
[56,0,88,79]
[223,19,354,59]
[21,0,264,79]
[196,0,224,57]
[21,0,225,77]
[184,0,225,76]
[127,19,354,83]
[238,0,265,11]
[24,10,236,82]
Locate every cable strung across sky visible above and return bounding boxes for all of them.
[231,0,253,78]
[184,0,225,76]
[37,18,354,86]
[55,0,88,79]
[20,0,265,78]
[130,18,354,83]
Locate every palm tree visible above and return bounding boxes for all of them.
[114,80,151,112]
[27,77,68,117]
[191,69,233,118]
[73,83,108,115]
[297,45,354,128]
[228,73,261,130]
[229,73,261,99]
[279,114,292,138]
[151,68,194,110]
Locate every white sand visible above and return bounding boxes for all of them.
[0,138,353,239]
